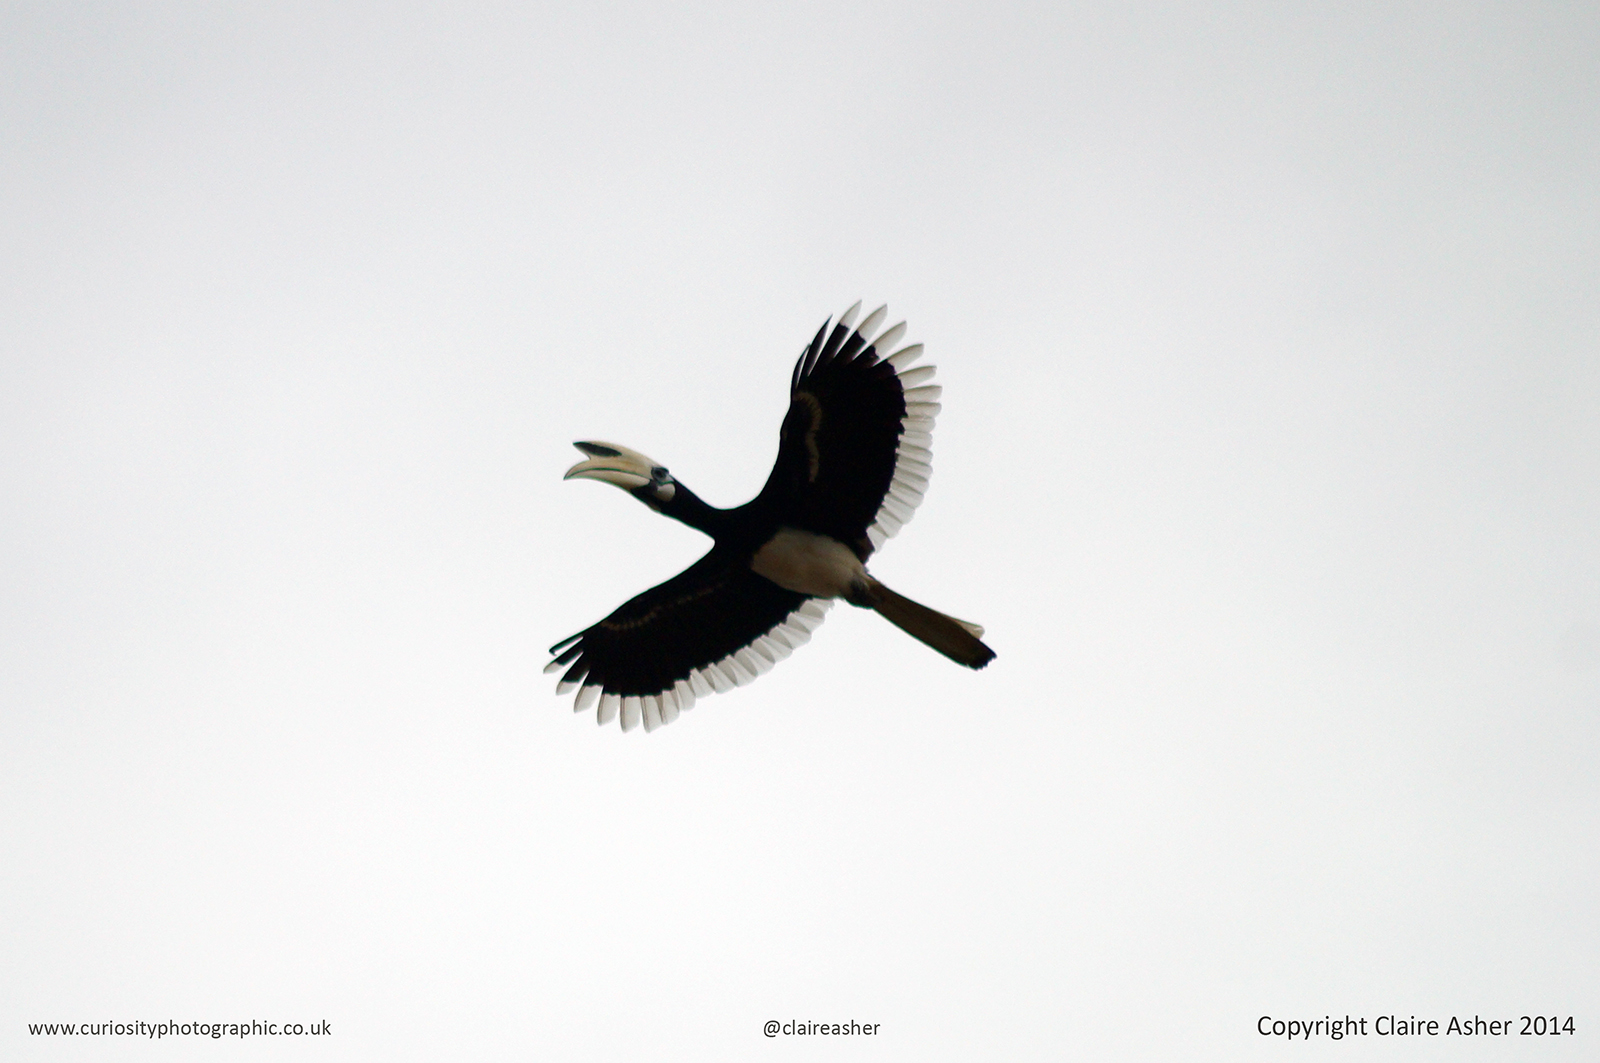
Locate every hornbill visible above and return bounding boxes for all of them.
[547,301,994,732]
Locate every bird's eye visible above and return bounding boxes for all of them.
[651,466,670,481]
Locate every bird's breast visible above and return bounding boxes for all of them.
[749,527,867,599]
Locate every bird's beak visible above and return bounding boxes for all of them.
[564,441,658,490]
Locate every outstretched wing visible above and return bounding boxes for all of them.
[758,302,940,557]
[546,548,831,733]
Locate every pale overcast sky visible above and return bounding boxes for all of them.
[3,2,1596,1060]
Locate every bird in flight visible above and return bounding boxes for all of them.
[547,301,994,732]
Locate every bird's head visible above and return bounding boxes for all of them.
[564,441,678,510]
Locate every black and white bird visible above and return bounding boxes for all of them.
[547,301,994,732]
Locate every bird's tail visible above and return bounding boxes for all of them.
[856,577,996,669]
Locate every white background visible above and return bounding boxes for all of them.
[3,2,1596,1060]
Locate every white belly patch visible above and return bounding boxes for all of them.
[750,527,866,599]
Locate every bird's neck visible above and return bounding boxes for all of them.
[657,483,735,538]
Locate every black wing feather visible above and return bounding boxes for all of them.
[760,320,908,552]
[552,547,807,698]
[794,320,828,389]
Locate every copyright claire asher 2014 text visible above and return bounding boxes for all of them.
[1257,1015,1576,1040]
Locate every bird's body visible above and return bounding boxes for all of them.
[751,527,866,599]
[548,301,994,732]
